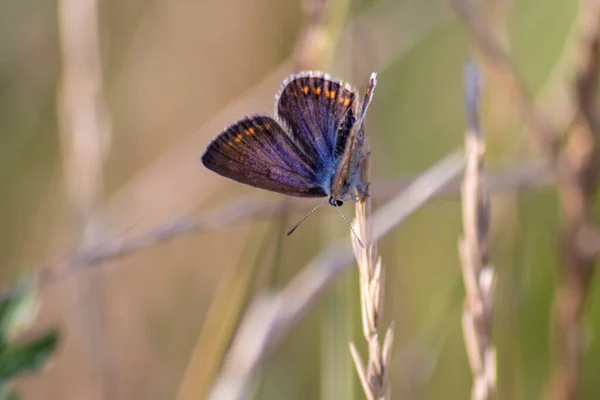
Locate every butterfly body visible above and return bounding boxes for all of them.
[201,71,376,208]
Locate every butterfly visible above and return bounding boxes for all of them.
[201,71,377,240]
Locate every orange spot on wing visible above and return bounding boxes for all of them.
[314,87,322,95]
[344,98,351,106]
[326,90,336,99]
[247,128,255,135]
[235,134,243,142]
[302,86,309,94]
[227,140,234,147]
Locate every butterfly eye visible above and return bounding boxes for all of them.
[328,197,343,207]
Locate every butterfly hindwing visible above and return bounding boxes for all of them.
[201,115,327,198]
[276,72,359,170]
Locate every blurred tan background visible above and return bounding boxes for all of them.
[1,0,596,399]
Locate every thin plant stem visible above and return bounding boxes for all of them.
[348,73,393,400]
[547,1,600,398]
[349,152,394,400]
[0,163,552,305]
[57,0,113,396]
[459,61,496,400]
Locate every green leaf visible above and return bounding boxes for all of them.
[0,283,40,345]
[0,330,59,383]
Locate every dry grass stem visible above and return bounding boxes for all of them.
[57,0,113,396]
[459,62,495,400]
[451,1,600,397]
[448,0,561,159]
[349,190,394,400]
[58,0,111,220]
[349,75,393,400]
[0,160,552,303]
[207,150,465,400]
[547,1,600,398]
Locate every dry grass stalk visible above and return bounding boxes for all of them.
[448,0,561,159]
[57,0,113,396]
[449,1,600,397]
[349,150,394,400]
[348,73,393,400]
[0,159,553,303]
[547,1,600,398]
[58,0,111,222]
[207,150,465,400]
[459,62,496,400]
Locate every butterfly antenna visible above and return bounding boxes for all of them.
[335,204,364,248]
[287,199,328,236]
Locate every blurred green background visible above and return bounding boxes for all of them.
[1,0,597,399]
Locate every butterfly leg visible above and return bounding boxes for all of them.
[351,181,370,202]
[354,149,371,171]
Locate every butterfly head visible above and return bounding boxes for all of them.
[329,197,344,207]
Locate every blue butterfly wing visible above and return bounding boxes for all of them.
[201,115,327,198]
[276,72,359,172]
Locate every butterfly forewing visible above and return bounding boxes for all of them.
[331,73,378,202]
[201,115,327,198]
[276,72,359,169]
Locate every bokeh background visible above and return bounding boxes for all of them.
[0,0,595,399]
